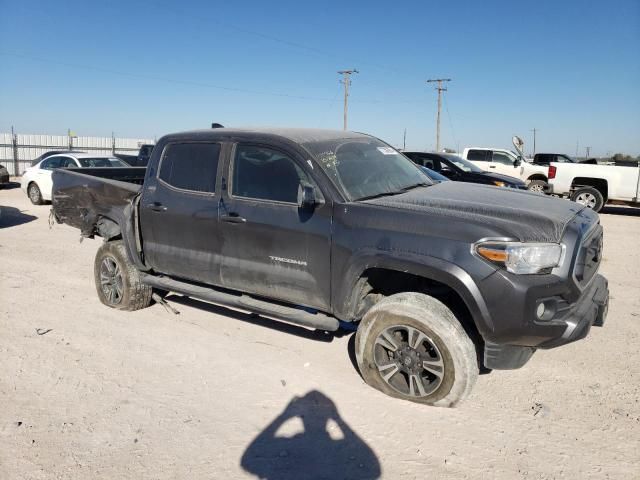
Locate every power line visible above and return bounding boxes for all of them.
[338,69,358,130]
[426,78,451,152]
[2,52,424,106]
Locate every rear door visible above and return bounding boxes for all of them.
[465,149,491,171]
[218,142,332,310]
[38,155,76,199]
[139,141,224,284]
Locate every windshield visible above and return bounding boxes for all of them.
[303,138,432,201]
[443,154,484,173]
[78,157,126,167]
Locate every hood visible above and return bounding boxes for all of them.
[363,182,585,243]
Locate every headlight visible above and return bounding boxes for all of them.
[476,242,564,274]
[492,181,506,187]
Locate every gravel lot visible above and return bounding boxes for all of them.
[1,184,639,479]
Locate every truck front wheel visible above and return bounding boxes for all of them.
[94,240,152,311]
[355,292,478,407]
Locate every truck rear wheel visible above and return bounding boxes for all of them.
[527,179,547,194]
[94,240,152,311]
[571,186,604,212]
[355,292,478,407]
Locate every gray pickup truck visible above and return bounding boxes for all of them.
[51,128,609,407]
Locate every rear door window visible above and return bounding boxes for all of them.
[158,143,220,193]
[467,149,489,161]
[41,157,65,169]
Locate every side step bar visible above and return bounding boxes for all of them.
[141,274,340,332]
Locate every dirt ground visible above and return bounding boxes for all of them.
[1,184,639,480]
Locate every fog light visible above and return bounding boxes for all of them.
[536,302,546,319]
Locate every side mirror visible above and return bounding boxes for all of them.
[514,158,522,167]
[298,183,318,210]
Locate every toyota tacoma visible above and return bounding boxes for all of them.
[51,128,609,407]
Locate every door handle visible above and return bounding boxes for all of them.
[221,212,246,223]
[489,165,496,169]
[146,202,167,212]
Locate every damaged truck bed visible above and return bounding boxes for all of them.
[51,127,609,407]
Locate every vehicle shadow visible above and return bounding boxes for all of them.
[600,206,640,217]
[0,181,21,190]
[240,390,381,480]
[165,294,348,343]
[0,206,37,228]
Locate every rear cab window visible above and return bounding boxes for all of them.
[158,142,221,193]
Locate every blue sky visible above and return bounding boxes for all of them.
[0,0,638,156]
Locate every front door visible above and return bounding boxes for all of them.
[218,143,332,310]
[139,141,224,284]
[490,151,521,178]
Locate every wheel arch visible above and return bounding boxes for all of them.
[336,254,492,341]
[526,174,548,182]
[571,177,608,201]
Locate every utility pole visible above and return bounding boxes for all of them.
[426,78,451,152]
[403,128,407,151]
[585,146,591,159]
[530,128,538,155]
[338,69,358,130]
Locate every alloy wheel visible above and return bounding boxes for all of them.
[99,256,124,304]
[373,324,444,397]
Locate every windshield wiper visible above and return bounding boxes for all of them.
[355,182,430,201]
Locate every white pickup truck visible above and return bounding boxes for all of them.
[461,147,549,192]
[548,162,640,212]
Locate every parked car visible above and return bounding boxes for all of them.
[30,150,85,167]
[21,153,131,204]
[404,152,527,189]
[51,127,608,407]
[533,153,597,166]
[548,161,640,212]
[0,163,10,187]
[114,144,155,167]
[461,147,549,192]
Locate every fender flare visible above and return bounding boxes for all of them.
[335,252,494,337]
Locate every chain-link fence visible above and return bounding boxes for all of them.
[0,131,154,176]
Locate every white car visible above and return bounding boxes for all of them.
[461,147,549,192]
[548,161,640,212]
[21,153,129,205]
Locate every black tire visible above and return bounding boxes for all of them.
[355,292,478,407]
[571,186,604,213]
[94,240,152,311]
[527,179,547,194]
[28,182,44,205]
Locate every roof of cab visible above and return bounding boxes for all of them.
[161,127,371,145]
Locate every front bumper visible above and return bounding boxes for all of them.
[483,274,608,369]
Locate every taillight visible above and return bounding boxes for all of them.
[548,165,556,179]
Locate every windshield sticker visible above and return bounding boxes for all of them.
[377,147,398,155]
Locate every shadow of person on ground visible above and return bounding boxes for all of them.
[241,390,381,480]
[0,206,37,228]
